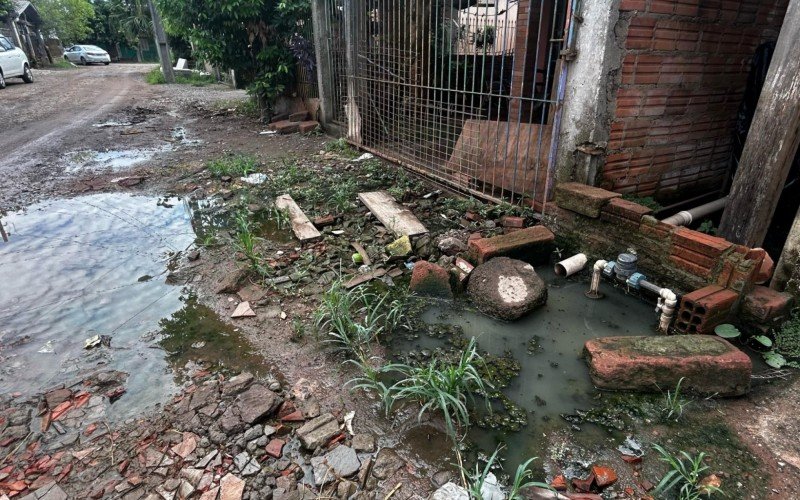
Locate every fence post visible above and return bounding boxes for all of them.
[312,0,335,127]
[343,0,362,144]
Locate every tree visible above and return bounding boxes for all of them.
[35,0,95,45]
[0,0,14,21]
[155,0,310,116]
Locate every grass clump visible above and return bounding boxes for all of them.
[52,59,76,70]
[661,377,691,422]
[653,444,722,499]
[207,154,258,178]
[622,193,663,212]
[382,337,492,437]
[462,446,551,500]
[145,66,217,86]
[324,138,360,159]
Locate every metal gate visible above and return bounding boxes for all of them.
[314,0,575,207]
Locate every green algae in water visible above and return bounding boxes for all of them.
[158,295,272,378]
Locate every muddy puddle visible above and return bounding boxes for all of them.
[0,193,270,420]
[63,127,200,173]
[389,267,660,468]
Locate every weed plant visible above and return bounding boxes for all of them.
[324,138,360,159]
[460,445,552,500]
[653,444,722,499]
[145,66,217,86]
[233,212,259,268]
[208,155,258,178]
[661,377,691,422]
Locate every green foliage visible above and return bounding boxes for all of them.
[461,446,552,500]
[661,377,691,423]
[653,444,722,499]
[36,0,96,45]
[775,311,800,359]
[314,281,408,362]
[381,338,492,438]
[233,211,259,268]
[51,59,77,69]
[622,194,663,212]
[155,0,310,115]
[0,0,15,20]
[207,154,258,177]
[324,138,360,159]
[713,323,740,339]
[697,220,717,236]
[146,66,216,85]
[752,335,772,348]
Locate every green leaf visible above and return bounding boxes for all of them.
[763,351,787,368]
[714,323,741,339]
[753,335,773,347]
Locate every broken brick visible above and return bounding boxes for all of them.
[500,215,525,228]
[265,439,285,459]
[409,261,453,299]
[741,286,794,324]
[602,197,653,221]
[591,465,618,489]
[468,226,554,265]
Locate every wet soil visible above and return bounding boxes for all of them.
[1,64,799,499]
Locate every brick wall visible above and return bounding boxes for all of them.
[602,0,787,200]
[545,182,787,333]
[508,0,556,121]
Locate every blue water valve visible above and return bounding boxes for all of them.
[627,272,647,289]
[603,261,616,278]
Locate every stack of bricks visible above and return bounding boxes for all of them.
[268,111,319,135]
[669,227,731,279]
[674,285,738,334]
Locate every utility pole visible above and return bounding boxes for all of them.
[147,0,175,83]
[718,0,800,247]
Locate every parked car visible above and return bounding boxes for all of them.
[0,36,34,89]
[64,45,111,65]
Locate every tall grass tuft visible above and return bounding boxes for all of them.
[383,337,492,438]
[653,444,722,499]
[662,377,692,422]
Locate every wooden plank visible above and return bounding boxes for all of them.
[344,268,386,289]
[275,194,322,243]
[357,191,428,237]
[719,0,800,246]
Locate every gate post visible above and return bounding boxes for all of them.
[343,0,362,144]
[311,0,335,127]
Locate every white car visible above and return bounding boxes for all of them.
[64,45,111,65]
[0,36,34,89]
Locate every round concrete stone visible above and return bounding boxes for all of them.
[466,257,547,320]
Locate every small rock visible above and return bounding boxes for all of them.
[386,235,412,257]
[236,385,282,425]
[371,448,403,480]
[351,434,375,453]
[297,414,340,450]
[244,425,263,442]
[436,236,467,256]
[409,261,452,299]
[220,473,246,500]
[265,439,286,459]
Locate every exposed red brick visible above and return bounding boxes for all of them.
[268,120,300,134]
[500,215,525,228]
[554,183,621,218]
[669,255,711,278]
[571,473,596,493]
[671,227,733,258]
[755,250,775,284]
[670,245,717,270]
[298,120,320,133]
[409,261,453,298]
[468,226,554,265]
[602,197,653,221]
[741,286,794,323]
[592,466,618,489]
[584,336,751,396]
[550,475,568,492]
[265,439,285,458]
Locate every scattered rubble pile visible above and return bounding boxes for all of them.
[0,369,421,499]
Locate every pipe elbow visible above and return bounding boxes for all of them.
[593,259,608,271]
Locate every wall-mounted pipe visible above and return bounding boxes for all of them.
[555,253,587,277]
[585,259,607,299]
[661,197,728,226]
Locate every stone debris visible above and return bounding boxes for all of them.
[296,413,340,450]
[230,301,256,319]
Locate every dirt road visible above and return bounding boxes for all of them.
[0,63,254,211]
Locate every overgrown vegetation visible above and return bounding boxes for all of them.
[622,193,663,212]
[653,444,722,499]
[207,154,258,178]
[37,0,95,45]
[462,446,551,500]
[146,67,217,86]
[156,0,311,117]
[324,138,360,159]
[661,377,691,422]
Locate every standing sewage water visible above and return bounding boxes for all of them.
[0,193,268,420]
[390,267,660,469]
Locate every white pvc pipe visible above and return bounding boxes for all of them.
[657,288,678,333]
[555,253,587,277]
[586,259,608,298]
[661,197,728,226]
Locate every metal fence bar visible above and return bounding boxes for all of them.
[318,0,569,210]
